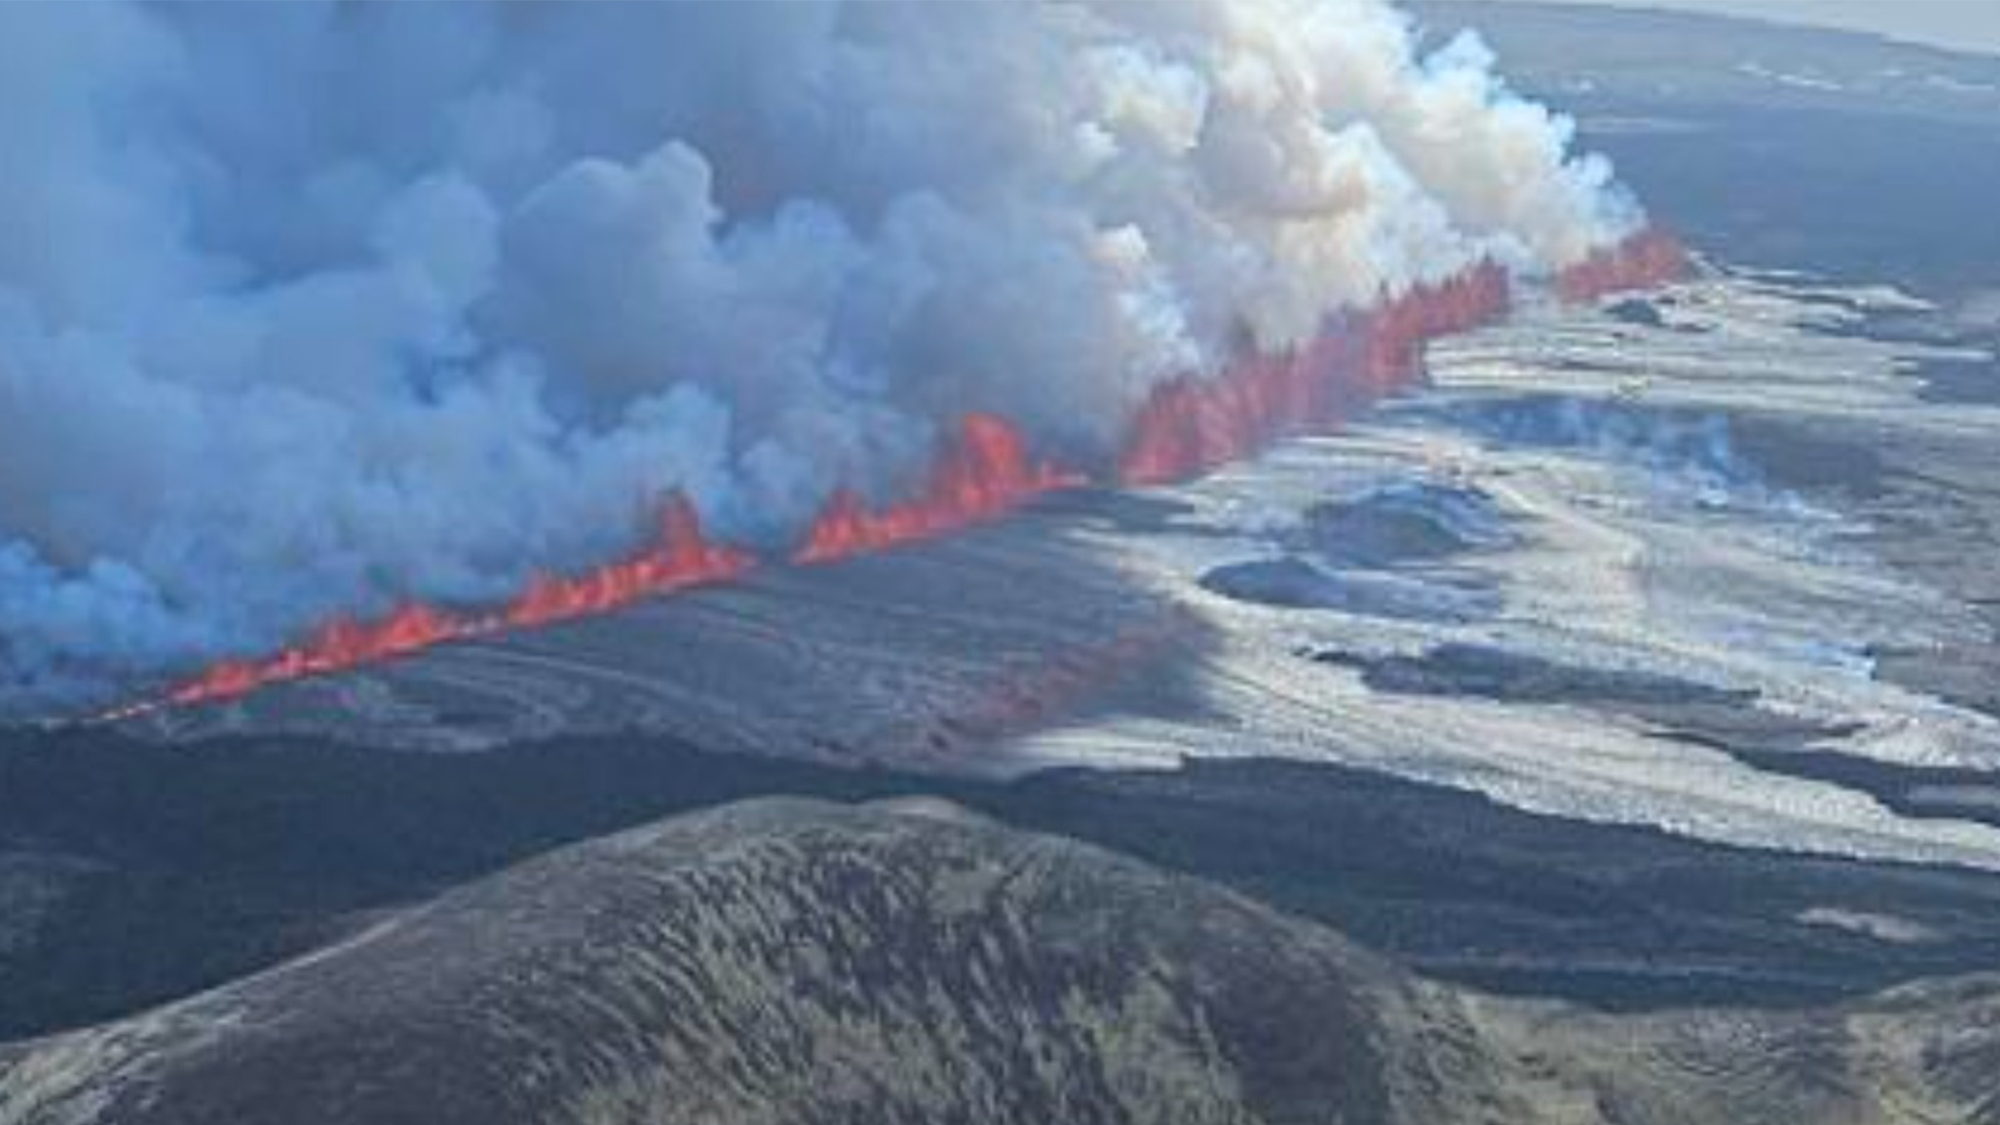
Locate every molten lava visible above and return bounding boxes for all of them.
[503,494,755,628]
[1554,227,1690,303]
[1119,261,1511,485]
[157,493,750,710]
[795,413,1086,564]
[168,604,470,708]
[121,240,1690,719]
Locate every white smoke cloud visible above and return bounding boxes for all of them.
[0,0,1645,715]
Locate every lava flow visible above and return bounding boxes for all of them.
[794,413,1086,564]
[1119,260,1512,485]
[141,493,751,712]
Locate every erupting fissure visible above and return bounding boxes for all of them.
[1554,229,1690,303]
[117,494,751,716]
[1119,262,1513,485]
[794,413,1086,564]
[503,495,755,628]
[119,232,1685,717]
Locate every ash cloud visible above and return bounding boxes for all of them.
[0,0,1645,714]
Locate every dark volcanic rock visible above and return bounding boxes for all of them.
[1314,643,1869,760]
[13,734,2000,1044]
[4,798,1997,1125]
[1298,481,1511,569]
[1320,642,1756,708]
[1606,297,1666,328]
[1199,558,1496,622]
[1196,482,1508,622]
[0,799,1448,1125]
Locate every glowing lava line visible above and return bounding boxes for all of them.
[501,493,755,629]
[794,413,1087,565]
[115,493,751,717]
[110,230,1684,718]
[1119,260,1513,485]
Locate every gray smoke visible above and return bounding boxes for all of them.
[0,0,1645,714]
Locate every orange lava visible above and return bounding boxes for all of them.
[1119,261,1511,485]
[118,236,1690,719]
[155,492,750,710]
[1554,227,1690,303]
[502,493,754,629]
[168,603,469,708]
[794,413,1086,564]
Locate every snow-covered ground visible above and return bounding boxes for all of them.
[126,270,2000,872]
[1014,271,2000,870]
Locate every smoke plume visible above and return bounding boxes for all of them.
[0,0,1649,715]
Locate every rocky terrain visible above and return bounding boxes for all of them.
[108,268,2000,880]
[9,6,2000,1121]
[97,9,2000,891]
[4,797,1995,1125]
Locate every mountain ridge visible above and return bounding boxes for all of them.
[6,796,1995,1125]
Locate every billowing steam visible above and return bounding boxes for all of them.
[0,0,1652,715]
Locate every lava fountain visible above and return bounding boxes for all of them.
[503,493,756,628]
[1555,228,1690,303]
[1120,260,1513,485]
[794,413,1087,564]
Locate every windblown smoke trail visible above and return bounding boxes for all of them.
[0,0,1670,716]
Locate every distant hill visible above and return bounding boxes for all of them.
[1415,1,2000,295]
[1415,1,2000,124]
[6,797,1996,1124]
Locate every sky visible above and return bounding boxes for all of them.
[1487,0,2000,55]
